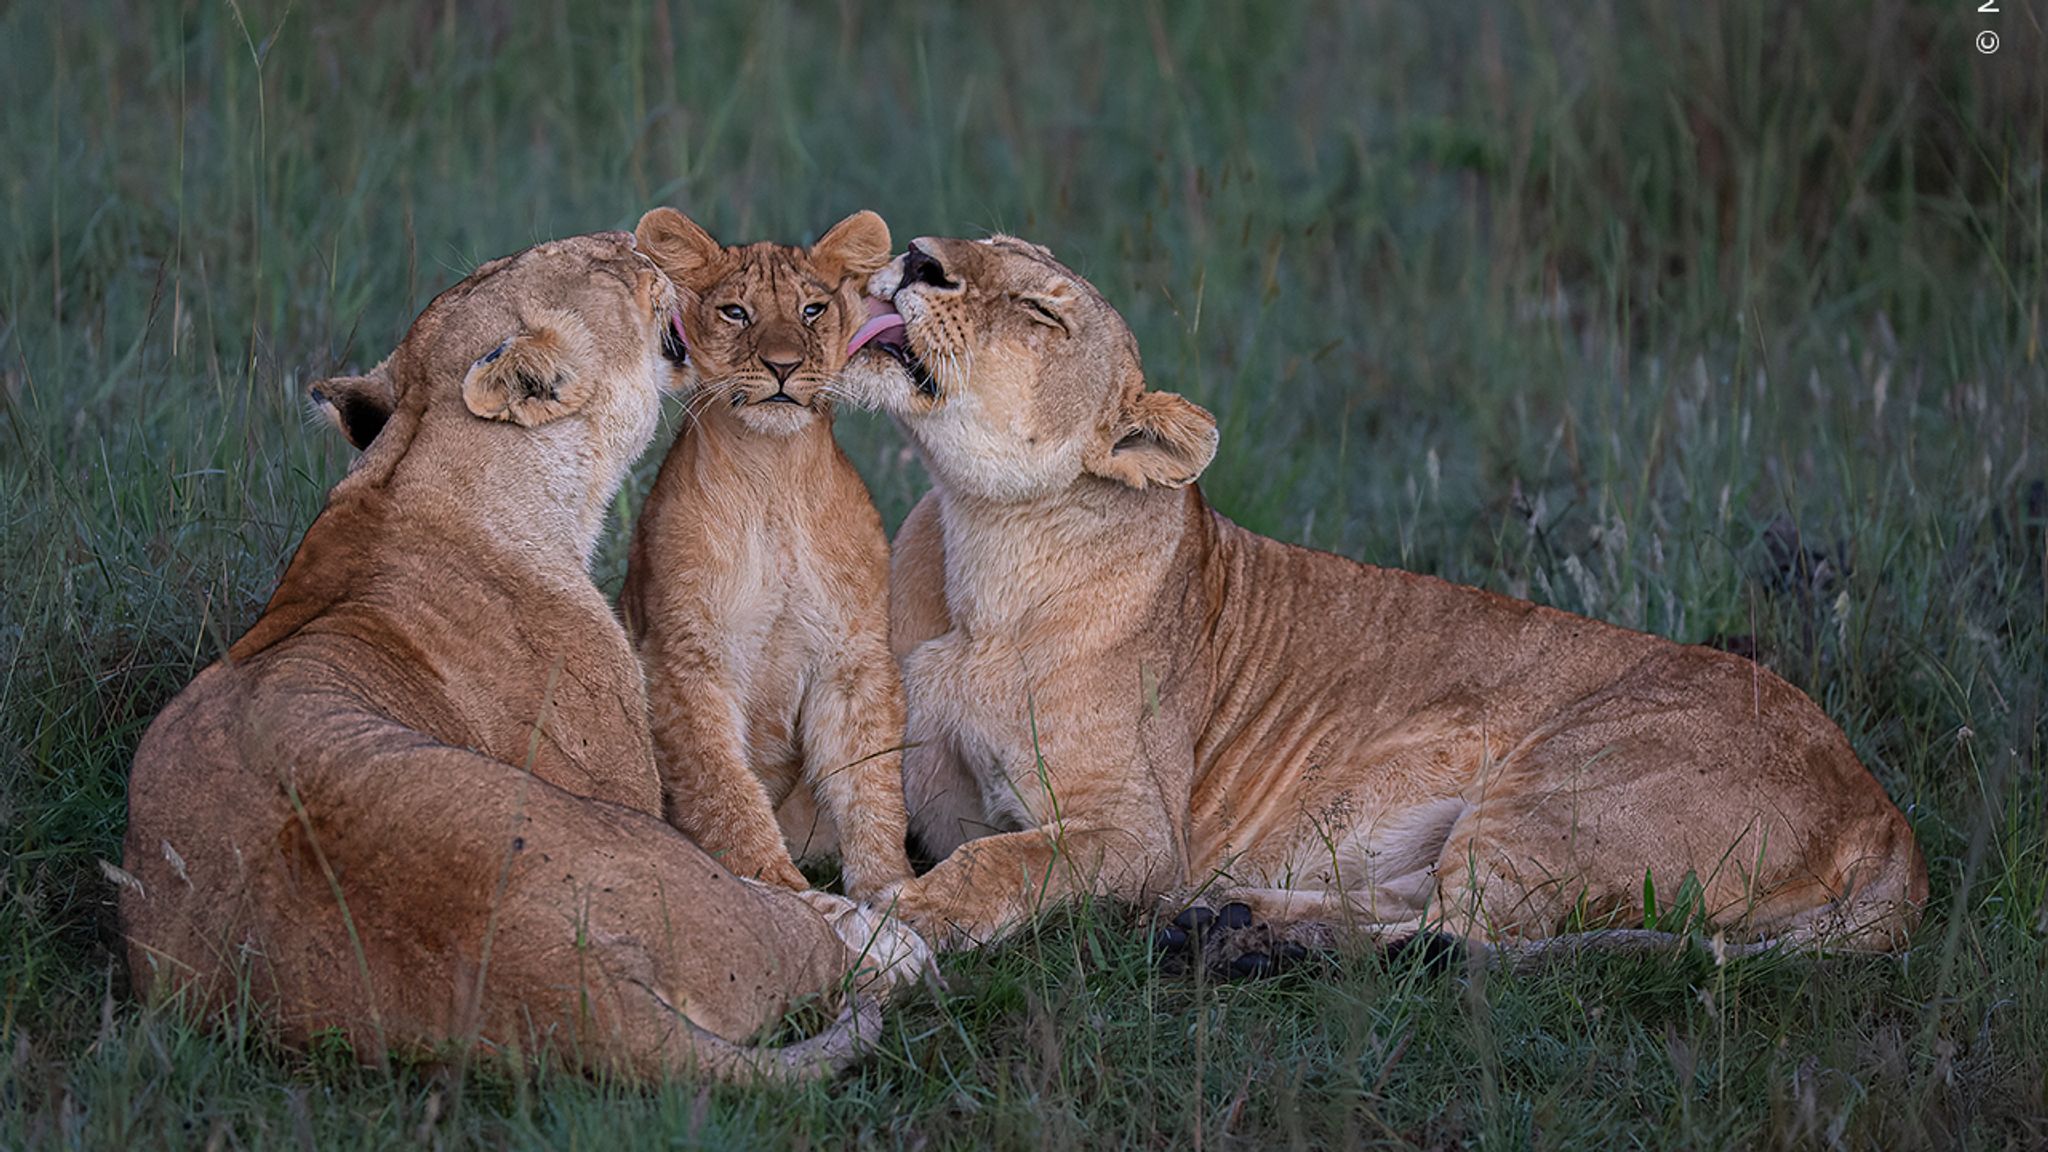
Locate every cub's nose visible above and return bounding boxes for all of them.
[901,242,956,290]
[762,353,802,383]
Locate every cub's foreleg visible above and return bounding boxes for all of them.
[799,653,914,899]
[646,664,808,891]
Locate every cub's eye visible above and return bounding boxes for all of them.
[718,304,750,325]
[801,301,827,324]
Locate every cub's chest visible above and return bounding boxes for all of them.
[701,524,839,654]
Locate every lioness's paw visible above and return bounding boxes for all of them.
[857,878,977,952]
[793,889,938,996]
[1152,900,1312,981]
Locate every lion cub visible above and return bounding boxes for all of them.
[620,207,913,899]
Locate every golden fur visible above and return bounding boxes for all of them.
[843,235,1926,954]
[619,208,913,898]
[121,233,926,1083]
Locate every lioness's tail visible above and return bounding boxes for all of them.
[679,994,884,1083]
[677,888,933,1083]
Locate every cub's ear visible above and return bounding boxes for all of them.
[462,316,598,428]
[635,207,725,292]
[810,210,893,284]
[308,364,395,450]
[1084,380,1218,490]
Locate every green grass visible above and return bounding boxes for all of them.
[3,0,2044,1146]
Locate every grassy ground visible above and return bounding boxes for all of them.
[3,1,2044,1146]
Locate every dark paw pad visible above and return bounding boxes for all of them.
[1228,951,1275,979]
[1156,901,1321,982]
[1387,931,1467,974]
[1154,906,1215,974]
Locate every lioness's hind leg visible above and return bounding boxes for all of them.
[241,733,867,1080]
[1423,710,1921,948]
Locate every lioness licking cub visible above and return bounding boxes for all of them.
[845,234,1925,958]
[121,233,925,1082]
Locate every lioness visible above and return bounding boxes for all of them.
[121,232,923,1082]
[620,208,913,899]
[842,234,1926,958]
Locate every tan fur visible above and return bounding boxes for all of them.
[308,365,396,449]
[121,233,927,1083]
[845,235,1926,952]
[619,208,912,899]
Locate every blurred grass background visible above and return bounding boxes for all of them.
[2,0,2044,1146]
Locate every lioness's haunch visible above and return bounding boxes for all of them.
[121,232,926,1082]
[620,207,914,900]
[842,235,1926,955]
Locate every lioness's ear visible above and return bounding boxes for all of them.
[635,207,725,292]
[810,210,893,284]
[308,363,395,450]
[1085,384,1219,490]
[462,316,598,428]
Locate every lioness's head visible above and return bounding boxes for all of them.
[843,235,1217,502]
[308,230,685,454]
[633,207,893,437]
[304,232,683,561]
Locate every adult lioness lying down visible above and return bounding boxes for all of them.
[844,235,1925,956]
[122,232,923,1082]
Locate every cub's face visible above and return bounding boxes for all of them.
[310,231,684,464]
[635,208,893,437]
[843,235,1217,503]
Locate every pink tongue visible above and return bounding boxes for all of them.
[845,297,906,356]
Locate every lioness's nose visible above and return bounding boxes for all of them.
[762,352,802,383]
[902,242,955,289]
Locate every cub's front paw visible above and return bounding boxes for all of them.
[863,876,912,909]
[710,849,812,892]
[843,860,916,904]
